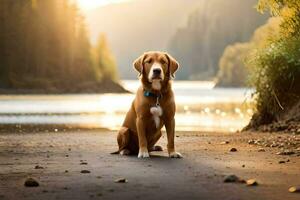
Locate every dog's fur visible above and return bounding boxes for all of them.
[116,51,182,158]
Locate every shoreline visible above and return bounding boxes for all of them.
[0,80,129,95]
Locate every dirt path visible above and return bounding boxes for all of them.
[0,130,299,200]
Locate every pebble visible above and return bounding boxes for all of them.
[24,178,39,187]
[34,165,44,169]
[289,186,300,193]
[80,170,91,174]
[230,148,237,152]
[223,175,244,183]
[248,140,255,145]
[114,178,128,183]
[278,160,285,164]
[80,162,88,165]
[276,150,295,155]
[246,179,258,186]
[271,144,278,148]
[220,141,229,145]
[258,148,265,152]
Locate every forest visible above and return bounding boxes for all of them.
[168,0,268,80]
[0,0,123,93]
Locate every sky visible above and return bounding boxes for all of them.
[76,0,130,11]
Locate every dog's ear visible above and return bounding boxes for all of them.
[165,53,179,79]
[133,54,145,77]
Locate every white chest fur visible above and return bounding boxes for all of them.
[150,106,163,128]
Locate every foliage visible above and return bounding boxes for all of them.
[92,34,119,82]
[215,43,251,87]
[248,0,300,122]
[167,0,268,80]
[256,0,300,36]
[0,0,119,91]
[215,18,281,87]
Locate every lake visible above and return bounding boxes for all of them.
[0,80,254,132]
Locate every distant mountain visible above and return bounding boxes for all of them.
[167,0,268,80]
[85,0,268,80]
[85,0,201,79]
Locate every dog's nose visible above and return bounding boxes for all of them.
[153,68,161,75]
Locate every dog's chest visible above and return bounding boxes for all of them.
[150,106,163,128]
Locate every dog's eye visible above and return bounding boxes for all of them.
[145,59,152,64]
[160,60,167,65]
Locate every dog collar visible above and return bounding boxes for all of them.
[143,90,162,98]
[144,90,162,106]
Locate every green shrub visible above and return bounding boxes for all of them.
[250,35,300,115]
[247,0,300,123]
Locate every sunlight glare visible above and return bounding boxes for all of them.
[76,0,130,10]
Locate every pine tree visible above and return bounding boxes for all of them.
[93,34,119,82]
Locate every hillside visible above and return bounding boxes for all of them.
[168,0,268,80]
[86,0,268,80]
[85,0,200,79]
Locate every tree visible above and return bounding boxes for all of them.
[245,0,300,129]
[0,0,120,92]
[93,34,119,82]
[167,0,268,80]
[215,43,251,87]
[215,17,281,87]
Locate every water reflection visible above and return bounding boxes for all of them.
[0,81,254,132]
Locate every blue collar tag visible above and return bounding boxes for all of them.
[143,90,162,99]
[144,91,152,97]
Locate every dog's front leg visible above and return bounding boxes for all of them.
[165,117,182,158]
[136,117,149,158]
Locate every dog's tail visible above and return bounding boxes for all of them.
[110,150,119,155]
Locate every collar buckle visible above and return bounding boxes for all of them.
[143,90,162,107]
[156,96,160,106]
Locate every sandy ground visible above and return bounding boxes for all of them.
[0,130,300,200]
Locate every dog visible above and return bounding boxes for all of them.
[115,51,182,158]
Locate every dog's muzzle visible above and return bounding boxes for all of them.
[148,62,164,81]
[152,68,162,79]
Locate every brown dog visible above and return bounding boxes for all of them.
[115,51,182,158]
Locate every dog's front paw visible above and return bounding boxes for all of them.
[138,148,150,158]
[169,151,183,158]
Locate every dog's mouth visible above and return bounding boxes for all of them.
[148,63,164,83]
[151,76,162,81]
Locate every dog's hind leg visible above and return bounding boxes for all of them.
[148,130,163,152]
[116,127,131,155]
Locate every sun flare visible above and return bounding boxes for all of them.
[76,0,129,10]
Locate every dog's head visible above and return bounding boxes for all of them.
[133,51,179,91]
